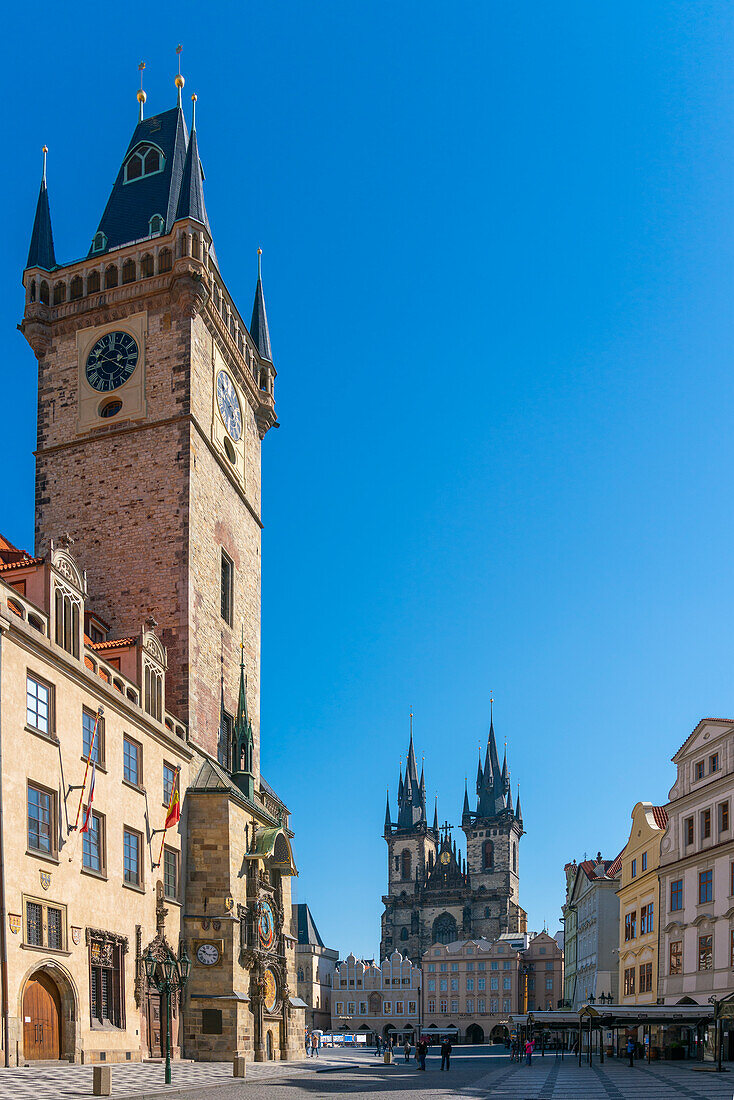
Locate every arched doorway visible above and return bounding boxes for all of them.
[490,1024,508,1044]
[266,1030,274,1060]
[23,971,61,1059]
[466,1023,485,1044]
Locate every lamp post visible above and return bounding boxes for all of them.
[144,943,191,1085]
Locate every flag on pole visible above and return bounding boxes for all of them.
[156,767,181,868]
[164,768,181,830]
[80,762,96,833]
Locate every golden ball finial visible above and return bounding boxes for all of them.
[175,73,185,89]
[257,247,262,256]
[137,89,147,104]
[42,145,48,154]
[191,93,197,102]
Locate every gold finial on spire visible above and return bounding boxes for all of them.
[137,61,147,122]
[191,93,197,130]
[257,246,263,279]
[41,145,48,184]
[175,44,185,106]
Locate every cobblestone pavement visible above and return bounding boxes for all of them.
[0,1047,732,1099]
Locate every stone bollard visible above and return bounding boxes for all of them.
[233,1055,247,1078]
[92,1065,111,1096]
[383,1050,393,1064]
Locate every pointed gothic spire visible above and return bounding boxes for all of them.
[384,789,392,834]
[476,748,483,795]
[462,779,471,824]
[515,785,523,824]
[232,627,254,799]
[250,248,273,363]
[26,147,56,271]
[176,95,211,232]
[432,796,438,833]
[501,746,510,792]
[397,764,404,806]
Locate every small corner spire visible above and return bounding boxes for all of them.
[191,92,197,131]
[462,777,471,821]
[137,62,147,122]
[175,45,185,108]
[26,146,56,271]
[250,248,274,363]
[432,795,438,833]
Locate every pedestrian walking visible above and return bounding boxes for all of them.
[417,1037,428,1070]
[311,1032,319,1058]
[375,1035,382,1056]
[305,1030,311,1057]
[403,1038,411,1063]
[440,1038,452,1071]
[525,1037,534,1065]
[626,1037,635,1068]
[510,1039,518,1062]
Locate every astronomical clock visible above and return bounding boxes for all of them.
[241,827,298,1059]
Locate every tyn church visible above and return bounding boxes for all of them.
[381,711,526,963]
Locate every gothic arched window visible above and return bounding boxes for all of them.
[87,271,100,294]
[401,850,412,881]
[124,143,164,183]
[400,927,409,941]
[432,913,457,945]
[513,842,517,873]
[483,840,494,870]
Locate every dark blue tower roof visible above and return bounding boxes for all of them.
[26,154,56,271]
[90,106,189,256]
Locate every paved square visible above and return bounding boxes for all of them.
[0,1047,731,1099]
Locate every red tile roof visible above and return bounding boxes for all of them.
[606,852,623,877]
[652,805,668,830]
[0,533,42,569]
[90,637,137,651]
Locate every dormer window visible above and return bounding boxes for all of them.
[123,144,165,184]
[91,231,107,253]
[149,213,165,237]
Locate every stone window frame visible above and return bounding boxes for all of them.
[26,671,55,739]
[23,894,67,951]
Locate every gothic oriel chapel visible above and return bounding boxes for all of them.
[381,710,527,963]
[15,67,304,1062]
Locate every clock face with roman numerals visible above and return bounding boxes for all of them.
[85,331,139,392]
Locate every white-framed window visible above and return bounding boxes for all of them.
[91,231,107,253]
[124,144,165,183]
[451,998,459,1013]
[149,213,165,236]
[347,1001,356,1014]
[27,673,52,735]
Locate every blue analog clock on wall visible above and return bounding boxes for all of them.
[216,370,242,441]
[85,331,139,392]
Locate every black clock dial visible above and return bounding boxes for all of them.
[85,331,139,392]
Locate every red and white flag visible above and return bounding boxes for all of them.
[80,762,96,833]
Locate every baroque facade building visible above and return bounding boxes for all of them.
[5,73,304,1064]
[658,721,734,1020]
[421,932,563,1044]
[617,802,668,1004]
[380,712,526,963]
[561,853,620,1008]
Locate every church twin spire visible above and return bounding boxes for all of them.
[385,703,521,837]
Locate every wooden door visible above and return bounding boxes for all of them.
[145,993,163,1058]
[23,973,61,1060]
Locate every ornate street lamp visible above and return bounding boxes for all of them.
[143,943,190,1085]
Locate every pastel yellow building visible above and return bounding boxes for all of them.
[617,802,668,1005]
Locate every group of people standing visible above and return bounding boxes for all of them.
[304,1030,319,1057]
[375,1035,452,1071]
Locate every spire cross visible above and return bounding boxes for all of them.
[137,61,147,122]
[175,44,185,107]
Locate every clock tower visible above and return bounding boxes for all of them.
[20,77,304,1063]
[20,89,275,769]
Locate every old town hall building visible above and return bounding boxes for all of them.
[0,71,305,1065]
[381,713,526,963]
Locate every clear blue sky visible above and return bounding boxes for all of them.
[2,2,734,961]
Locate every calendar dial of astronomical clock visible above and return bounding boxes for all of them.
[440,851,451,865]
